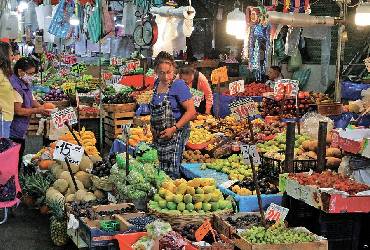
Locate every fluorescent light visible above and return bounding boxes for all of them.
[355,2,370,26]
[226,7,246,39]
[70,14,80,26]
[18,1,29,12]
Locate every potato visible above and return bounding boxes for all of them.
[326,157,342,167]
[305,151,317,160]
[326,147,341,158]
[307,140,318,152]
[301,141,311,151]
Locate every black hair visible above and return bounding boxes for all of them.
[270,66,281,73]
[14,57,37,77]
[154,51,176,70]
[0,42,12,77]
[179,64,195,75]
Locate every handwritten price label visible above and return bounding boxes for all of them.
[110,56,123,66]
[61,54,77,65]
[241,144,261,165]
[229,97,259,120]
[265,203,289,222]
[274,79,299,97]
[51,107,78,129]
[119,60,140,75]
[229,80,245,95]
[195,219,214,242]
[211,66,228,84]
[190,88,204,107]
[102,72,113,80]
[53,140,84,165]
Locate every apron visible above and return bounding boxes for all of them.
[150,83,189,179]
[192,70,207,114]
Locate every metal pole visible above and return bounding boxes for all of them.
[335,25,345,102]
[317,121,328,171]
[284,122,295,173]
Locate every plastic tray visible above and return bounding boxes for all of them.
[181,163,229,185]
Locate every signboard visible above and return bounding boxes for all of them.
[71,63,87,74]
[51,107,78,129]
[211,66,228,84]
[265,203,289,222]
[53,140,84,165]
[241,144,261,165]
[274,79,299,97]
[110,56,123,66]
[229,80,245,95]
[190,88,204,107]
[229,97,259,120]
[119,60,140,75]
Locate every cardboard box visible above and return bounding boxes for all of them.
[234,237,328,250]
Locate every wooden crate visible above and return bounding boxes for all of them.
[27,115,40,135]
[103,111,134,137]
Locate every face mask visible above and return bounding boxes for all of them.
[21,74,34,84]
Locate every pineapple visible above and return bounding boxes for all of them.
[48,198,68,246]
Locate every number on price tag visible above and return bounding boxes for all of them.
[121,124,132,140]
[102,72,113,80]
[240,144,261,165]
[274,79,299,97]
[53,140,84,165]
[195,219,213,242]
[211,66,228,84]
[265,203,289,222]
[51,107,78,129]
[190,88,204,107]
[110,57,123,66]
[229,80,245,95]
[229,98,259,120]
[240,144,251,165]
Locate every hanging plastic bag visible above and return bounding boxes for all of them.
[292,68,311,89]
[121,2,137,36]
[288,49,302,72]
[101,0,114,36]
[48,0,74,38]
[87,0,102,43]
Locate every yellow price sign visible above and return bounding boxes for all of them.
[211,66,228,84]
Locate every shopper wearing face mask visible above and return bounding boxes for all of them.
[9,57,48,169]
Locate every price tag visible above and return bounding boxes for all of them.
[240,144,261,165]
[51,107,78,129]
[53,140,84,165]
[220,180,238,189]
[102,72,113,80]
[59,67,70,77]
[119,60,140,75]
[190,88,204,107]
[265,203,289,222]
[229,97,259,120]
[274,79,299,97]
[61,54,77,65]
[122,124,131,141]
[229,80,245,95]
[195,219,213,242]
[107,192,117,204]
[211,66,228,84]
[71,63,87,74]
[110,56,123,66]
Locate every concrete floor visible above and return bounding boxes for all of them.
[0,136,77,250]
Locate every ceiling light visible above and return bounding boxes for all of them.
[226,5,246,40]
[355,2,370,26]
[18,1,29,12]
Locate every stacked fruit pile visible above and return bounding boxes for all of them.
[58,127,99,156]
[240,222,316,244]
[183,150,213,163]
[102,86,134,104]
[148,178,232,214]
[188,127,214,145]
[231,177,279,196]
[127,126,152,147]
[133,90,153,104]
[289,171,369,194]
[42,88,69,102]
[200,154,252,181]
[224,82,273,97]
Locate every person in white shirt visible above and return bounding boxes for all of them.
[265,66,283,89]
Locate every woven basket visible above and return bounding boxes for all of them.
[103,103,136,112]
[148,207,233,227]
[317,102,343,116]
[91,175,113,191]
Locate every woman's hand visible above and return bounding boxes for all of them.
[160,126,177,140]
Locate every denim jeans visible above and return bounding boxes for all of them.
[0,120,12,138]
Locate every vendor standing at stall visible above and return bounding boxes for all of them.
[150,52,196,179]
[179,64,213,114]
[265,66,283,88]
[9,57,48,169]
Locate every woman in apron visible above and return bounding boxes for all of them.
[179,64,213,115]
[150,52,196,179]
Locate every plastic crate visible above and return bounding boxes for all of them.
[261,155,317,173]
[284,196,319,231]
[180,163,230,185]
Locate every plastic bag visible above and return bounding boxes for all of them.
[288,49,302,72]
[301,112,334,139]
[146,220,172,239]
[292,68,311,89]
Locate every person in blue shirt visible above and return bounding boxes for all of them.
[150,51,196,178]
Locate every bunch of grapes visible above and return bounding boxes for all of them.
[241,222,315,244]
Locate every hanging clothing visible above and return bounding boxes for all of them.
[9,74,33,139]
[150,80,190,178]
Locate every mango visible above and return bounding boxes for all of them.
[211,202,219,211]
[176,183,187,195]
[186,186,195,195]
[159,200,167,209]
[194,202,203,211]
[186,203,194,211]
[193,194,204,203]
[173,194,183,203]
[184,194,193,204]
[202,202,212,212]
[177,202,186,211]
[167,201,177,210]
[196,187,204,194]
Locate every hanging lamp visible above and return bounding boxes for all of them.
[226,0,246,40]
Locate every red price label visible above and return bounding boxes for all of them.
[229,80,245,95]
[265,203,289,222]
[51,107,78,129]
[274,79,299,97]
[102,72,113,80]
[229,98,259,120]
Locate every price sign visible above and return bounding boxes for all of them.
[61,54,77,65]
[265,203,289,222]
[229,80,245,95]
[102,72,113,80]
[190,88,204,107]
[110,56,123,66]
[59,67,70,77]
[240,144,261,165]
[53,140,84,165]
[119,60,140,75]
[274,79,299,97]
[121,124,131,141]
[195,219,213,242]
[71,63,87,74]
[51,107,78,129]
[229,98,259,120]
[211,66,228,84]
